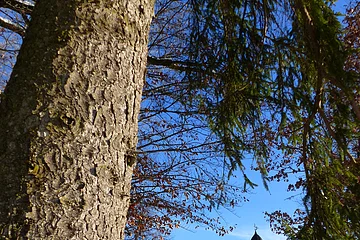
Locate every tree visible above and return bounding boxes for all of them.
[126,1,245,238]
[0,0,154,238]
[1,0,360,239]
[265,1,360,238]
[0,1,245,239]
[129,0,360,238]
[169,0,360,238]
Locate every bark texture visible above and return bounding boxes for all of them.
[0,0,154,239]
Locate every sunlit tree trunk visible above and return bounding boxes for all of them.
[0,0,154,239]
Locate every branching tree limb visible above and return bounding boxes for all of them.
[0,0,34,14]
[0,16,24,37]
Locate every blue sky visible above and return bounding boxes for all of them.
[170,164,298,240]
[170,1,349,239]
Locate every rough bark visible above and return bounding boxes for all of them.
[0,0,154,239]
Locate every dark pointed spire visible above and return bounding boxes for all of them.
[251,230,263,240]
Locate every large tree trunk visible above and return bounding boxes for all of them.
[0,0,154,239]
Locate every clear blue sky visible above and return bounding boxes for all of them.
[170,1,349,239]
[170,162,297,240]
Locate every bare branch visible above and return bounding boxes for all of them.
[0,16,25,37]
[0,0,34,14]
[147,56,201,72]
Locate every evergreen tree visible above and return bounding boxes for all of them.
[0,0,154,238]
[0,0,359,239]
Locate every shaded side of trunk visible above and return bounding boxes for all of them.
[0,0,154,239]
